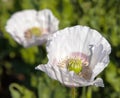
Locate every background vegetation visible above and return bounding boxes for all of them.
[0,0,120,98]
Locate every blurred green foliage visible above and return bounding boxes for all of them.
[0,0,120,98]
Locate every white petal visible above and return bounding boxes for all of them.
[91,59,109,80]
[35,64,82,87]
[58,69,81,87]
[35,64,57,80]
[36,64,104,87]
[90,38,111,80]
[38,9,59,34]
[47,26,108,62]
[90,38,111,67]
[47,26,90,62]
[92,78,104,87]
[6,10,39,46]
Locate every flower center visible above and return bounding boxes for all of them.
[67,58,82,74]
[58,52,92,80]
[24,27,42,40]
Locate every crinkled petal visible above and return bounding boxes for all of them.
[35,64,57,80]
[36,64,104,87]
[6,10,39,46]
[38,9,59,34]
[47,26,92,62]
[90,38,111,80]
[93,78,104,87]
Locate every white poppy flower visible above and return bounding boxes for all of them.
[36,25,111,87]
[5,9,59,47]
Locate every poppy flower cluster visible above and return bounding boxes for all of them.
[6,9,111,87]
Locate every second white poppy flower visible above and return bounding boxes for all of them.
[6,9,59,47]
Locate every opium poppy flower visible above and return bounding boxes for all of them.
[36,25,111,87]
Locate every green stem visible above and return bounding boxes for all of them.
[81,87,86,98]
[87,87,92,98]
[71,87,76,98]
[37,77,40,98]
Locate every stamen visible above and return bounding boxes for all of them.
[80,66,92,80]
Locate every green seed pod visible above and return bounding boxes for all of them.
[30,27,42,37]
[67,58,82,74]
